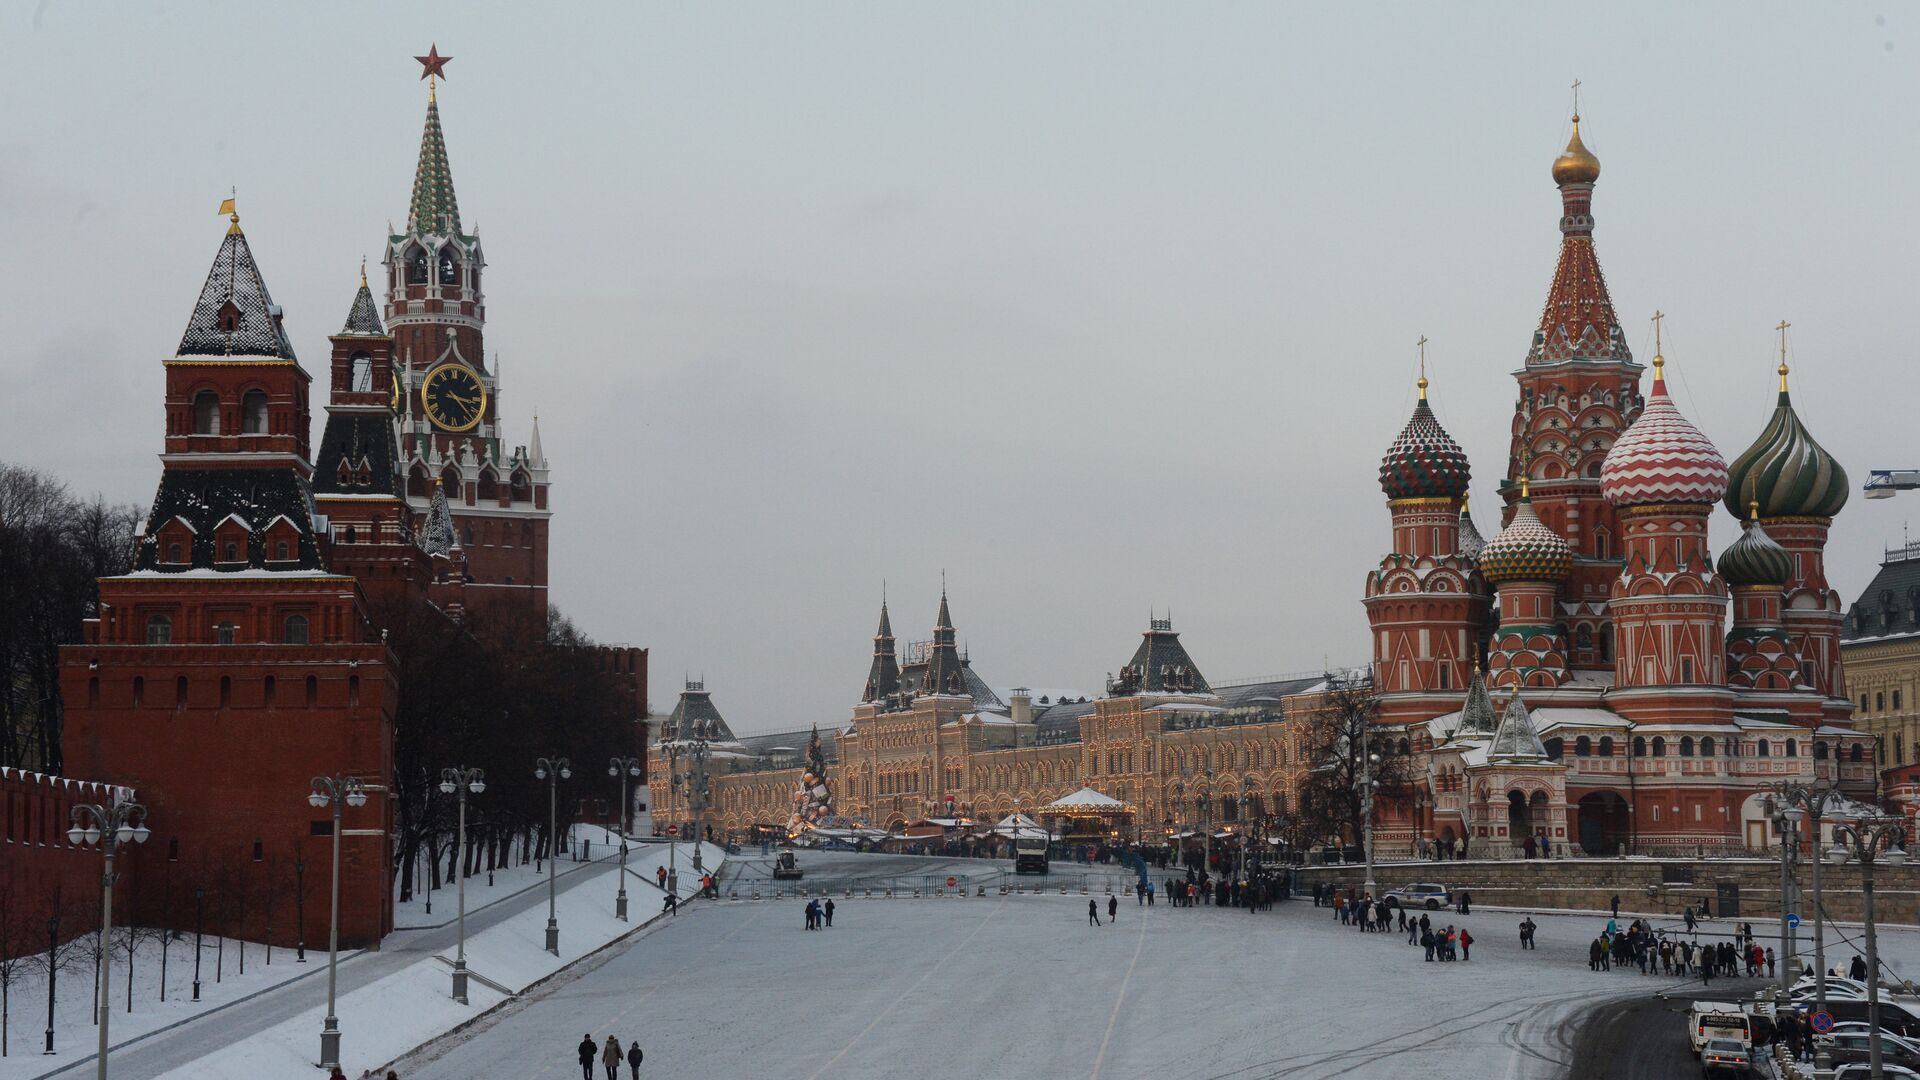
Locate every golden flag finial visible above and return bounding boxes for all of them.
[1416,335,1430,400]
[219,191,240,235]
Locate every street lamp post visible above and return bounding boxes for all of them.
[67,796,150,1080]
[1776,782,1846,1015]
[43,910,58,1055]
[534,757,571,953]
[1829,816,1908,1080]
[1359,750,1381,896]
[191,889,203,1002]
[688,719,713,875]
[437,767,486,1003]
[306,775,367,1072]
[608,757,644,920]
[1764,793,1801,993]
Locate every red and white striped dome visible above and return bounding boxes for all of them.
[1600,362,1729,508]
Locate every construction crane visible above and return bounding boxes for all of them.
[1865,471,1920,500]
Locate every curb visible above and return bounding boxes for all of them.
[393,850,620,932]
[376,873,720,1075]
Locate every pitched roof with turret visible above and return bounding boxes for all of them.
[177,217,298,360]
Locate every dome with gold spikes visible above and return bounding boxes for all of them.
[1552,117,1602,185]
[1477,490,1573,584]
[1379,376,1470,501]
[1722,363,1849,520]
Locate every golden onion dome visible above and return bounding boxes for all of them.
[1552,117,1601,185]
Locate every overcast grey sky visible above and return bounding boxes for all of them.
[2,4,1912,734]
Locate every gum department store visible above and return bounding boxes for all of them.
[656,114,1880,856]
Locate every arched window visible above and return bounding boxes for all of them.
[1785,738,1798,758]
[1814,741,1829,760]
[1633,736,1647,757]
[1701,737,1715,757]
[1852,743,1865,763]
[405,247,429,285]
[510,470,531,503]
[1598,735,1613,757]
[193,391,221,435]
[437,246,459,287]
[1651,736,1666,757]
[1756,740,1770,758]
[1575,735,1591,757]
[241,389,268,434]
[1599,626,1614,663]
[1576,625,1593,652]
[1680,736,1694,757]
[283,614,309,645]
[350,353,373,392]
[145,614,172,645]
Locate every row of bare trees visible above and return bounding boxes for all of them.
[0,463,143,771]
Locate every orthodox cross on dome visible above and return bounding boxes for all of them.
[1649,309,1666,373]
[1416,335,1429,399]
[1570,77,1582,121]
[416,43,452,98]
[1776,319,1792,388]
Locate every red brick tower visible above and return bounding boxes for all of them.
[1366,364,1492,723]
[60,207,396,947]
[1504,113,1643,672]
[1597,344,1734,724]
[313,267,431,621]
[386,72,550,624]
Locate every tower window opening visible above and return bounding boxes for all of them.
[350,353,373,392]
[406,247,429,285]
[145,614,172,645]
[192,391,221,435]
[241,390,269,434]
[284,614,309,645]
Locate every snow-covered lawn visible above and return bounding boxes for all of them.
[152,842,722,1080]
[388,852,1920,1080]
[392,824,637,930]
[0,934,317,1080]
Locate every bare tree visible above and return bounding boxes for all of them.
[0,879,31,1056]
[1294,670,1413,851]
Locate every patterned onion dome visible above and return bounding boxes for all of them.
[1459,497,1486,561]
[1721,366,1849,520]
[1717,514,1794,587]
[1599,359,1730,508]
[1477,495,1573,584]
[1379,381,1470,500]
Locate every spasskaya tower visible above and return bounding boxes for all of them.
[384,48,551,623]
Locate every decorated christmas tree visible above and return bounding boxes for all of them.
[787,724,834,836]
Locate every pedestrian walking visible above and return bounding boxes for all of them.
[1460,927,1473,961]
[627,1040,643,1079]
[824,898,835,927]
[1766,947,1776,979]
[1684,908,1697,934]
[1147,882,1155,906]
[578,1034,599,1080]
[1398,906,1409,933]
[1519,917,1536,949]
[1458,890,1472,916]
[1851,954,1868,981]
[803,899,817,930]
[1108,893,1119,923]
[1089,899,1101,926]
[1609,894,1620,919]
[656,865,666,889]
[603,1035,623,1080]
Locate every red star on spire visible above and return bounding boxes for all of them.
[415,44,452,81]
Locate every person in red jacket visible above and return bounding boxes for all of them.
[1460,927,1474,961]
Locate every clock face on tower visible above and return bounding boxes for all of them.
[421,365,487,432]
[390,372,403,413]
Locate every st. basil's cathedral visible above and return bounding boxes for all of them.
[1366,113,1874,856]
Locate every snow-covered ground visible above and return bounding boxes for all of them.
[392,823,634,929]
[147,841,721,1080]
[387,851,1920,1080]
[0,934,318,1080]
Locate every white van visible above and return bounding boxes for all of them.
[1689,1000,1751,1052]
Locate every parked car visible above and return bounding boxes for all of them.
[1818,1030,1920,1070]
[1382,883,1451,910]
[1833,1064,1920,1079]
[1700,1037,1752,1077]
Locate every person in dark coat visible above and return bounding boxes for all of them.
[578,1034,599,1080]
[1089,899,1101,926]
[1422,926,1436,962]
[824,898,835,927]
[1851,954,1869,981]
[1588,936,1602,971]
[1458,890,1472,915]
[626,1040,644,1079]
[1519,917,1537,950]
[1609,894,1620,918]
[1108,894,1119,922]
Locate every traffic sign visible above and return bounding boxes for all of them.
[1810,1011,1835,1034]
[666,824,678,837]
[947,876,958,888]
[1788,912,1802,929]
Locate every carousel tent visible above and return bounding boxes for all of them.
[1039,787,1130,813]
[986,812,1053,839]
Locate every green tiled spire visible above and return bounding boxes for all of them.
[408,96,462,239]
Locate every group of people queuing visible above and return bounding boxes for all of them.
[1158,866,1284,911]
[577,1034,643,1080]
[1585,912,1775,983]
[1310,885,1479,962]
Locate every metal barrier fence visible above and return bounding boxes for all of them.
[720,867,1143,901]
